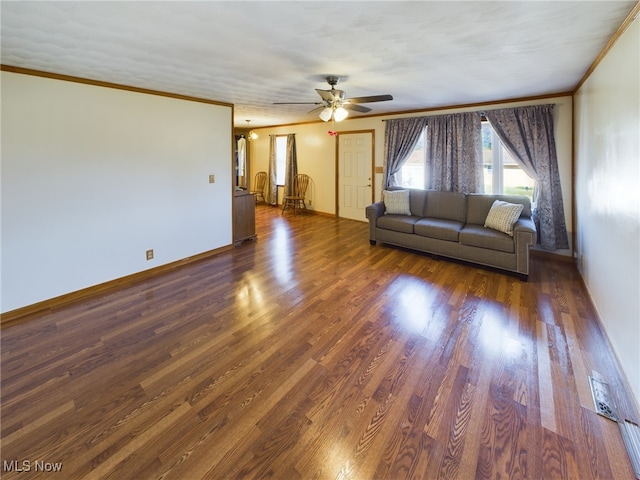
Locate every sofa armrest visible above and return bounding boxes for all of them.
[513,217,537,244]
[513,217,537,275]
[366,202,385,243]
[366,202,385,220]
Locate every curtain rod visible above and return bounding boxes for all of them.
[380,103,556,121]
[381,113,488,121]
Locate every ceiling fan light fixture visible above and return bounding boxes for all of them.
[319,107,333,122]
[333,106,349,122]
[245,120,258,140]
[278,76,393,123]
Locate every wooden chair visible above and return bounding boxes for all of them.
[251,171,267,203]
[282,174,310,215]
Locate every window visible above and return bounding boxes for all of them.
[482,121,535,201]
[396,121,534,199]
[275,136,287,186]
[398,129,426,189]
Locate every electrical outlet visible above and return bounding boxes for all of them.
[146,249,154,261]
[209,174,215,184]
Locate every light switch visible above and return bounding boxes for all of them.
[209,174,215,183]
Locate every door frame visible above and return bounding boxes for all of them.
[334,129,375,218]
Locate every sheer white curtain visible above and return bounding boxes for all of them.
[236,136,246,189]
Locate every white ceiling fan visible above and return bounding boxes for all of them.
[274,75,393,122]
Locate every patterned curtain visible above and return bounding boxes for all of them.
[425,112,483,193]
[266,135,278,205]
[284,134,298,197]
[485,105,569,250]
[383,117,428,189]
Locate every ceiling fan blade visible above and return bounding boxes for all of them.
[344,104,372,113]
[316,88,346,103]
[273,102,323,105]
[347,94,393,104]
[315,89,335,102]
[307,106,326,115]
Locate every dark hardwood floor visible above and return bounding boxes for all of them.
[1,205,637,479]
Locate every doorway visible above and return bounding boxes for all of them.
[337,131,374,222]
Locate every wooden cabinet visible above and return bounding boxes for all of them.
[233,190,256,246]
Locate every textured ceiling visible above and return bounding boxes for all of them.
[1,1,636,128]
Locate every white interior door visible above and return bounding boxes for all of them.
[338,132,373,222]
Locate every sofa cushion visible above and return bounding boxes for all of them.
[408,188,428,217]
[414,218,463,242]
[383,189,411,215]
[425,191,467,223]
[459,225,515,253]
[466,194,531,225]
[484,200,524,236]
[376,214,420,234]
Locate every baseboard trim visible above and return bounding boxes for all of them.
[0,245,234,329]
[575,267,640,424]
[530,248,574,263]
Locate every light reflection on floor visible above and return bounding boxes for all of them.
[234,271,265,312]
[476,301,511,359]
[382,273,520,363]
[385,274,437,335]
[472,297,527,365]
[270,217,294,285]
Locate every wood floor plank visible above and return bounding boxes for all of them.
[536,320,558,435]
[579,406,616,480]
[354,337,433,478]
[541,426,580,479]
[1,205,637,479]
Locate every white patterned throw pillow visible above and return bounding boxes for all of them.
[484,200,524,236]
[382,189,411,216]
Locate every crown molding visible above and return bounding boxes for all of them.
[573,1,640,93]
[1,65,233,108]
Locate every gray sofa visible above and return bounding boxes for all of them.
[366,189,537,279]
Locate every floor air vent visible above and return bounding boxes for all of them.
[589,375,618,422]
[589,375,640,479]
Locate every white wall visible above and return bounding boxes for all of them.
[1,72,233,313]
[574,17,640,402]
[250,96,573,254]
